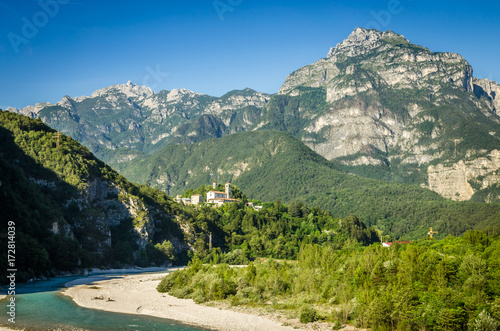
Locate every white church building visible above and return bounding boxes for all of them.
[207,182,240,207]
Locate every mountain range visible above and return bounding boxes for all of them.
[9,109,498,283]
[7,28,500,203]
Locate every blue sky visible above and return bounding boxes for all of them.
[0,0,499,109]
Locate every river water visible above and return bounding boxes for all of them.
[0,271,208,331]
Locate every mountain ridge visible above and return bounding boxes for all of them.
[6,27,500,202]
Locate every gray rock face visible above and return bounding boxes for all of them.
[303,98,401,160]
[279,28,473,99]
[474,78,500,115]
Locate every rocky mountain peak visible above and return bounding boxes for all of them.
[57,95,75,109]
[166,88,201,102]
[90,81,154,99]
[327,28,410,58]
[280,27,473,97]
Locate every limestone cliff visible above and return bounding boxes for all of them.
[274,28,500,202]
[427,150,500,201]
[474,78,500,115]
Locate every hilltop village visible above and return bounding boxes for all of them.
[175,181,262,210]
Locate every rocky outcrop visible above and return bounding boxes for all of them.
[84,179,175,249]
[427,161,476,201]
[474,78,500,114]
[427,150,500,201]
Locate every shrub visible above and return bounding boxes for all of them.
[222,249,249,265]
[471,310,499,331]
[228,295,241,306]
[299,304,318,324]
[157,274,175,293]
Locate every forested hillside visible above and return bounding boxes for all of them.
[169,193,380,263]
[116,130,500,240]
[0,110,186,281]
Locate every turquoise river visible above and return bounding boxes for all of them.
[0,271,209,331]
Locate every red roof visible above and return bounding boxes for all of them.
[383,241,411,246]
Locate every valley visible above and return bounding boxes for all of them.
[2,26,500,331]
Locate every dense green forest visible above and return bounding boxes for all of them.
[116,130,500,240]
[174,193,380,263]
[0,110,186,281]
[159,230,500,330]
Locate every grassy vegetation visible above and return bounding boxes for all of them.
[159,230,500,330]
